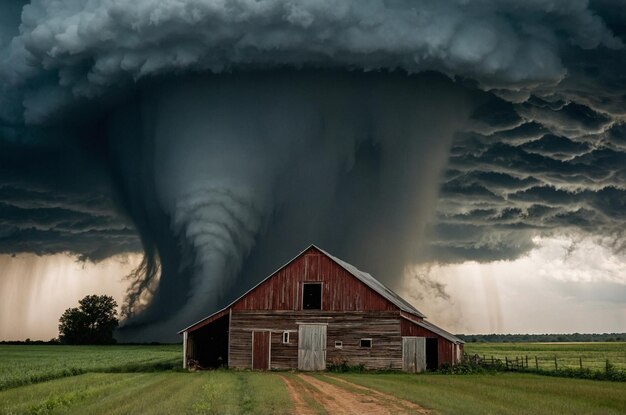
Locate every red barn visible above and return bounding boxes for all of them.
[179,245,464,371]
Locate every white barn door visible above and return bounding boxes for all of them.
[403,337,426,373]
[298,324,327,370]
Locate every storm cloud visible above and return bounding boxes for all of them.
[0,0,625,340]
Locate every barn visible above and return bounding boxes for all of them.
[178,245,464,372]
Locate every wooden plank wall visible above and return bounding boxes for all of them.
[298,325,327,370]
[402,337,426,372]
[229,310,403,370]
[232,248,397,312]
[252,331,270,370]
[400,319,456,367]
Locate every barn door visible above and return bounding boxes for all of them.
[402,337,426,373]
[252,331,270,370]
[426,338,439,370]
[298,324,327,370]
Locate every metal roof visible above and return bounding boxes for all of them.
[315,246,426,318]
[179,244,426,333]
[401,313,465,344]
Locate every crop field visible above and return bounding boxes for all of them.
[1,344,625,414]
[465,342,626,371]
[0,345,181,390]
[0,372,292,415]
[1,370,625,414]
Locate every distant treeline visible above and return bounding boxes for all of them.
[0,339,60,345]
[457,333,626,343]
[0,339,181,346]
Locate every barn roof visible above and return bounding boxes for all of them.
[315,246,426,318]
[401,312,465,344]
[179,244,426,333]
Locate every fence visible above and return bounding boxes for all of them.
[464,353,626,377]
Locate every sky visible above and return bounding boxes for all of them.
[0,0,625,341]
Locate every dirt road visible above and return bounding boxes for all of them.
[279,373,430,415]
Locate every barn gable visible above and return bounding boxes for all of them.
[180,244,424,333]
[317,247,426,317]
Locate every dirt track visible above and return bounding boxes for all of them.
[279,373,430,415]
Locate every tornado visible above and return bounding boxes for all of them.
[1,1,623,341]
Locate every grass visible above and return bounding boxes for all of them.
[0,345,182,390]
[2,344,626,414]
[465,342,626,371]
[0,371,293,415]
[335,372,626,415]
[3,370,625,415]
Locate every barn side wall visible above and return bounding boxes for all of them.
[229,310,402,370]
[400,319,458,367]
[232,248,398,312]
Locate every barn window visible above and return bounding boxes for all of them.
[302,282,322,310]
[282,331,289,344]
[335,341,343,349]
[360,338,372,348]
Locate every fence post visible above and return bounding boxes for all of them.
[516,356,519,369]
[554,355,558,371]
[525,355,528,368]
[535,356,538,371]
[491,356,494,366]
[606,359,610,374]
[505,356,509,370]
[579,357,583,370]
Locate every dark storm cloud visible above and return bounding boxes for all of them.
[519,135,590,160]
[0,131,140,261]
[429,94,626,263]
[0,0,625,339]
[605,123,626,151]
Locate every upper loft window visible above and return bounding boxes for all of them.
[302,282,322,310]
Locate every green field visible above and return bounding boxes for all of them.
[335,372,626,415]
[1,344,625,414]
[465,342,626,371]
[1,371,625,414]
[0,372,292,415]
[0,345,181,390]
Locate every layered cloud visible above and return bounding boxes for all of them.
[428,90,626,263]
[0,133,140,261]
[1,0,623,123]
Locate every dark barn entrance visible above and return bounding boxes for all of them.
[426,338,438,370]
[187,314,229,368]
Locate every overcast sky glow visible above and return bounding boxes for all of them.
[402,235,626,335]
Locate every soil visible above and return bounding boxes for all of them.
[279,373,430,415]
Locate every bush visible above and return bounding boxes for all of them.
[326,358,365,373]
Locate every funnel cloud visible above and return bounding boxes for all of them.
[0,0,625,340]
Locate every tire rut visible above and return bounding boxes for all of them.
[296,373,429,415]
[279,375,318,415]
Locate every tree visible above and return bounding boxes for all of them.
[58,295,119,344]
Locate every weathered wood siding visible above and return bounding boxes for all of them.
[229,310,403,370]
[400,318,457,367]
[232,248,397,312]
[252,331,270,370]
[402,337,426,373]
[186,308,229,333]
[298,325,327,370]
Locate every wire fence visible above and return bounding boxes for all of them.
[474,354,626,370]
[463,353,626,380]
